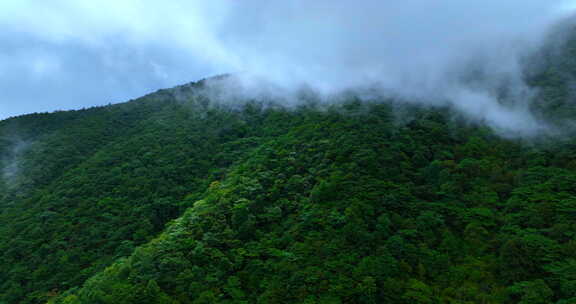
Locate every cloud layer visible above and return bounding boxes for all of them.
[1,0,576,135]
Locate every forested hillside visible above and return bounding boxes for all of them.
[45,102,576,304]
[3,26,576,304]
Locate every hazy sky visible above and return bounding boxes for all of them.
[1,0,575,122]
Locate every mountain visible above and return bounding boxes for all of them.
[3,30,576,304]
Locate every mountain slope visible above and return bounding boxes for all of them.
[4,25,576,303]
[0,82,305,304]
[47,101,576,303]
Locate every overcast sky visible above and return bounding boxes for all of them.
[1,0,575,121]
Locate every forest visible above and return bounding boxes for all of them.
[2,23,576,304]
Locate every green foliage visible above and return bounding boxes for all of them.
[5,48,576,303]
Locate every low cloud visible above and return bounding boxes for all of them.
[1,0,576,136]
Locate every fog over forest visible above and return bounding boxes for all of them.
[1,1,576,133]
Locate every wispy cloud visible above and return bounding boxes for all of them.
[1,0,575,136]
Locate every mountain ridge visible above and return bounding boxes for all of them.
[3,32,576,303]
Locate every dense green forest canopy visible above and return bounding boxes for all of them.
[2,25,576,304]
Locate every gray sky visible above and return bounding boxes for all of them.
[1,1,575,124]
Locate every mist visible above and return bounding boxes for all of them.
[208,0,576,137]
[2,0,576,136]
[0,137,30,189]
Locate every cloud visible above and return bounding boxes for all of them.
[211,0,576,136]
[0,1,229,118]
[1,0,576,136]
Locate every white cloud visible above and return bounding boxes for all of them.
[1,0,576,135]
